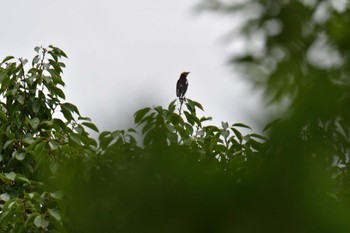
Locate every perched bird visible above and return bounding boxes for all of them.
[176,72,190,99]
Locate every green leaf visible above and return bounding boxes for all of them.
[78,116,92,121]
[27,117,40,129]
[34,215,49,228]
[23,135,34,144]
[1,56,14,64]
[70,134,82,145]
[49,45,68,58]
[53,118,67,130]
[49,162,59,174]
[51,86,66,99]
[50,191,63,200]
[43,75,52,84]
[61,108,73,122]
[249,133,268,141]
[16,95,25,105]
[168,99,177,113]
[13,151,25,161]
[5,172,16,181]
[232,123,252,130]
[184,111,195,125]
[192,100,204,111]
[134,107,151,124]
[99,131,111,140]
[99,132,114,149]
[52,75,65,86]
[263,119,280,132]
[200,116,212,122]
[48,208,61,221]
[61,102,80,115]
[141,121,154,135]
[154,106,164,115]
[232,128,243,142]
[82,122,99,132]
[128,128,136,133]
[32,99,40,114]
[138,112,155,126]
[4,139,14,149]
[0,193,10,202]
[15,174,31,184]
[32,55,40,65]
[186,99,196,113]
[34,46,41,53]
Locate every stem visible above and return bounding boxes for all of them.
[178,97,186,116]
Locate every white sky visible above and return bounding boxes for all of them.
[1,0,264,133]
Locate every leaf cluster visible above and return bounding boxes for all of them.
[0,46,98,232]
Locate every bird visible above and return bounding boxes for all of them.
[176,72,190,99]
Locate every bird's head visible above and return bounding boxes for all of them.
[180,71,190,79]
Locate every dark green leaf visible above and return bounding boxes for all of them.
[27,117,40,130]
[249,133,268,141]
[78,116,92,121]
[82,122,99,132]
[263,118,280,132]
[16,95,25,105]
[128,128,136,133]
[168,99,177,113]
[232,128,243,142]
[51,86,66,99]
[184,111,195,125]
[70,134,82,145]
[61,108,73,122]
[232,123,252,130]
[1,56,14,64]
[186,99,196,113]
[61,102,80,115]
[134,107,151,124]
[200,116,212,122]
[192,100,204,111]
[15,174,31,184]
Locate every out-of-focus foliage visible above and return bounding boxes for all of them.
[197,0,350,232]
[199,0,350,105]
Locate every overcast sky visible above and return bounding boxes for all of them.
[1,0,264,132]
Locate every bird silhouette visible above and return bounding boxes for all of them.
[176,72,190,99]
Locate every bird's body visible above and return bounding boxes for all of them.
[176,72,190,99]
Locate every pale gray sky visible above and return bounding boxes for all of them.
[1,0,264,132]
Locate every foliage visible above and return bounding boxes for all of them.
[0,46,98,232]
[198,0,350,231]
